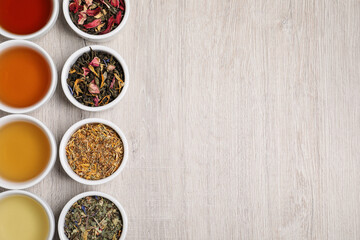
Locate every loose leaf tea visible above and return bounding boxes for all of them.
[66,123,124,180]
[67,48,125,107]
[64,196,123,240]
[69,0,125,35]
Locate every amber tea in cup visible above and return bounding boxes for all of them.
[0,121,51,182]
[0,46,51,108]
[0,0,53,35]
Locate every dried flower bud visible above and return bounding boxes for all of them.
[82,67,90,76]
[90,57,100,67]
[88,80,100,94]
[107,64,116,71]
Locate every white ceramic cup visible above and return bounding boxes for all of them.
[0,40,58,114]
[58,191,128,240]
[59,118,129,185]
[0,190,55,240]
[63,0,130,42]
[61,45,129,112]
[0,0,59,40]
[0,114,57,189]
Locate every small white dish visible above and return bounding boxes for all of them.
[0,40,58,114]
[59,118,128,185]
[0,0,59,40]
[58,191,128,240]
[0,114,57,189]
[63,0,130,42]
[0,190,55,240]
[61,45,129,112]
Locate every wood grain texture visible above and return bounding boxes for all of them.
[1,0,360,239]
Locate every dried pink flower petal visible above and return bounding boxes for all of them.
[85,0,93,6]
[84,19,102,29]
[107,64,115,71]
[89,57,100,67]
[94,95,99,106]
[88,80,100,94]
[115,11,122,25]
[119,0,125,10]
[100,16,115,34]
[110,77,115,89]
[78,12,87,25]
[82,67,90,76]
[110,0,119,8]
[69,0,81,13]
[86,7,101,16]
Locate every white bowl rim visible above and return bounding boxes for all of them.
[0,190,55,240]
[58,191,128,240]
[59,118,129,185]
[0,114,57,189]
[61,45,129,112]
[0,40,58,114]
[0,0,59,40]
[62,0,130,41]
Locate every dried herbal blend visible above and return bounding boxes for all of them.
[67,48,125,107]
[0,0,52,35]
[66,123,124,180]
[64,196,123,240]
[0,195,50,240]
[69,0,125,35]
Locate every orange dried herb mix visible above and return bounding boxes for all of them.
[66,123,124,180]
[67,48,125,107]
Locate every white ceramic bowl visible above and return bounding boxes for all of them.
[0,190,55,240]
[0,114,57,189]
[59,118,128,185]
[63,0,130,42]
[0,0,59,40]
[58,191,128,240]
[61,45,129,112]
[0,40,58,114]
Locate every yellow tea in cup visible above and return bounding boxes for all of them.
[0,121,50,182]
[0,195,50,240]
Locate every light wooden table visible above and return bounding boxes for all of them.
[1,0,360,239]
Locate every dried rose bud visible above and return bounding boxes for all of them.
[107,64,116,71]
[88,80,100,94]
[89,57,101,67]
[82,67,90,76]
[84,19,102,29]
